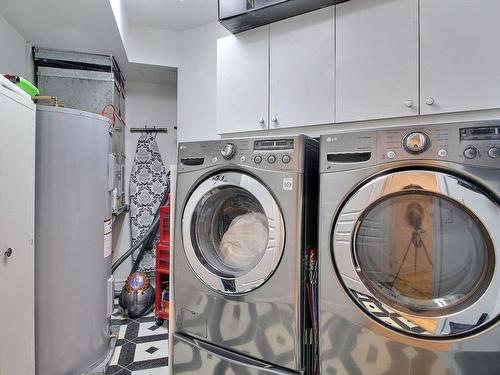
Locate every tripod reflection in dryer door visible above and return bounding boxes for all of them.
[319,122,500,374]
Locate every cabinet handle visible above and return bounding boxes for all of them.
[405,100,414,108]
[4,248,13,257]
[258,117,265,126]
[425,97,435,105]
[271,116,278,123]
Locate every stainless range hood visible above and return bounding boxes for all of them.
[219,0,349,34]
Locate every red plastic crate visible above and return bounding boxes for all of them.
[159,203,171,245]
[156,243,170,274]
[155,196,171,324]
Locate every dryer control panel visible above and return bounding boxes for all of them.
[321,120,500,172]
[460,126,500,161]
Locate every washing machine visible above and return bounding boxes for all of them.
[172,136,318,374]
[318,122,500,374]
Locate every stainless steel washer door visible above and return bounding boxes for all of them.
[332,170,499,337]
[182,172,285,294]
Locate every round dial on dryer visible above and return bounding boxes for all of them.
[220,143,237,160]
[404,132,430,154]
[463,147,478,159]
[488,147,500,158]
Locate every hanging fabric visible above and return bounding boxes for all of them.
[129,133,168,275]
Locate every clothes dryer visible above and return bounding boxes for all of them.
[319,122,500,374]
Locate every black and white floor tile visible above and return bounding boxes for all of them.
[108,300,169,375]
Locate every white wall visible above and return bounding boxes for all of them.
[112,80,178,284]
[0,12,34,81]
[177,21,230,143]
[109,3,230,143]
[128,26,180,68]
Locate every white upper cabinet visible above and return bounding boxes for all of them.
[217,26,270,134]
[420,0,500,115]
[270,7,334,129]
[217,1,500,134]
[335,0,419,123]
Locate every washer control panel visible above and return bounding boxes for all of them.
[178,136,310,173]
[251,138,294,168]
[321,121,500,172]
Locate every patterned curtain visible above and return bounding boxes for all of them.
[129,133,168,275]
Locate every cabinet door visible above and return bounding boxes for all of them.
[270,7,334,129]
[0,91,35,375]
[420,0,500,115]
[217,26,269,134]
[336,0,419,122]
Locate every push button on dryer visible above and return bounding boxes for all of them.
[437,148,448,157]
[267,155,277,164]
[488,147,500,158]
[386,151,396,159]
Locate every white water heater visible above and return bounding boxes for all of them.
[35,106,115,375]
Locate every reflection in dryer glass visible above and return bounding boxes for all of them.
[192,186,269,277]
[355,192,494,316]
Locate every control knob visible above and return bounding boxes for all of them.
[488,147,500,159]
[220,143,237,160]
[463,147,478,159]
[404,132,430,154]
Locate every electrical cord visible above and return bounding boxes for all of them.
[100,103,117,128]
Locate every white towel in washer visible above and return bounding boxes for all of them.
[219,212,269,269]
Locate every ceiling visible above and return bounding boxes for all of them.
[0,0,123,58]
[126,64,178,85]
[0,0,209,84]
[0,0,130,72]
[124,0,218,31]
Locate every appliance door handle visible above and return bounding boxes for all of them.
[175,333,297,375]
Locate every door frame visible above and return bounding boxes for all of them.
[182,171,285,294]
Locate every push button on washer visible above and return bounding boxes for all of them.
[267,155,277,164]
[254,155,262,164]
[282,155,291,164]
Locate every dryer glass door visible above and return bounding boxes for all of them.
[333,170,499,337]
[183,172,285,294]
[355,192,493,315]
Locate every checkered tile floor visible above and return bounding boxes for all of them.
[108,300,169,375]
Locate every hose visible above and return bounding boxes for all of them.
[111,215,160,274]
[111,170,171,274]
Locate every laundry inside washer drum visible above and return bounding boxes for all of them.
[193,187,270,276]
[219,212,269,269]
